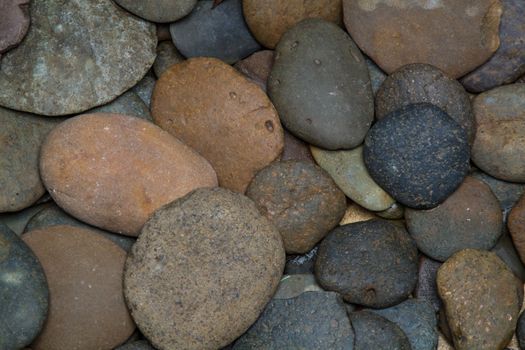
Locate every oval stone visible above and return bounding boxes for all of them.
[343,0,502,78]
[152,57,283,193]
[0,0,30,56]
[242,0,342,49]
[406,177,502,261]
[246,161,346,254]
[315,219,418,308]
[268,18,373,150]
[40,113,218,236]
[471,84,525,182]
[22,225,135,350]
[349,311,411,350]
[124,188,285,350]
[375,63,474,144]
[0,223,48,350]
[364,103,470,209]
[113,0,197,23]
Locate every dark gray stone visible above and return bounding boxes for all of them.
[86,90,152,121]
[349,311,411,350]
[491,229,525,282]
[113,0,197,23]
[517,312,525,350]
[284,246,318,275]
[132,72,156,108]
[415,256,442,312]
[0,203,48,235]
[115,340,156,350]
[268,18,373,150]
[169,0,261,64]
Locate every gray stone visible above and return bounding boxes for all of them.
[365,57,386,95]
[115,340,156,350]
[491,229,525,282]
[86,90,152,121]
[113,0,197,23]
[273,274,322,299]
[284,246,318,275]
[132,72,156,108]
[0,203,48,235]
[153,41,184,78]
[349,311,411,350]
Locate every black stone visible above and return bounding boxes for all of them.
[517,312,525,350]
[364,103,470,209]
[349,311,411,350]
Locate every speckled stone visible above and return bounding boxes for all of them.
[406,176,502,261]
[23,225,135,350]
[242,0,342,49]
[343,0,503,78]
[153,41,184,78]
[364,103,470,209]
[0,107,61,213]
[509,194,525,264]
[492,229,525,282]
[315,219,418,308]
[85,90,152,120]
[311,145,395,211]
[471,84,525,182]
[284,246,318,275]
[0,0,30,57]
[170,0,261,64]
[375,63,475,144]
[152,57,284,193]
[113,0,197,23]
[124,188,285,350]
[349,311,411,350]
[246,161,346,253]
[268,18,373,150]
[234,50,274,92]
[281,129,315,163]
[132,72,156,108]
[369,299,438,350]
[273,274,323,299]
[415,256,442,312]
[0,223,48,350]
[339,202,378,225]
[115,340,156,350]
[460,0,525,92]
[437,249,521,350]
[0,0,156,116]
[40,113,218,236]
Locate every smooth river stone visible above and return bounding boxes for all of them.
[268,19,373,150]
[509,193,525,264]
[234,50,274,92]
[152,57,283,193]
[0,107,61,212]
[113,0,197,23]
[85,90,152,120]
[0,224,48,350]
[364,103,470,209]
[343,0,502,78]
[124,188,285,350]
[437,249,521,350]
[0,0,30,57]
[460,0,525,92]
[375,63,474,144]
[405,176,503,261]
[315,219,418,308]
[242,0,342,49]
[23,225,135,350]
[40,113,217,236]
[170,0,261,64]
[311,145,395,211]
[0,0,156,116]
[471,84,525,182]
[153,41,184,78]
[349,311,411,350]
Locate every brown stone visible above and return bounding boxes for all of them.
[0,0,30,56]
[242,0,343,49]
[234,50,274,92]
[40,113,217,236]
[151,57,283,193]
[281,129,314,163]
[156,24,171,41]
[509,193,525,263]
[22,225,135,350]
[343,0,503,78]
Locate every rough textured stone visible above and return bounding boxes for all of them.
[509,193,525,264]
[406,176,502,261]
[472,84,525,182]
[311,145,395,211]
[492,229,525,282]
[315,219,418,308]
[349,311,411,350]
[152,57,283,193]
[437,249,521,350]
[132,72,156,108]
[153,41,184,78]
[0,0,30,57]
[234,50,274,92]
[0,108,61,212]
[273,274,323,299]
[233,291,354,349]
[0,0,156,116]
[86,90,152,120]
[115,340,156,350]
[40,113,218,236]
[339,202,378,225]
[268,19,373,150]
[376,63,475,144]
[460,0,525,92]
[242,0,342,49]
[114,0,197,23]
[124,188,285,350]
[281,129,315,162]
[0,223,48,350]
[23,225,135,350]
[247,161,346,253]
[170,0,261,64]
[364,103,470,209]
[343,0,503,78]
[415,256,442,312]
[365,57,387,95]
[284,246,318,275]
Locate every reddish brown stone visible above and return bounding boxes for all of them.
[22,225,135,350]
[0,0,30,57]
[151,57,284,193]
[509,193,525,263]
[234,50,274,92]
[40,113,217,236]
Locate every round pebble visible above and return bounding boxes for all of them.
[268,18,373,150]
[246,160,346,254]
[349,311,411,350]
[40,113,217,236]
[315,219,418,308]
[124,188,285,350]
[22,225,135,350]
[0,0,30,57]
[152,57,283,193]
[153,41,184,78]
[113,0,197,23]
[364,103,470,209]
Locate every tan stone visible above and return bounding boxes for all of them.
[339,202,377,225]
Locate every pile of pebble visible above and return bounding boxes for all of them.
[0,0,524,349]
